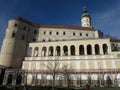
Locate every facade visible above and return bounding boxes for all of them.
[1,7,120,87]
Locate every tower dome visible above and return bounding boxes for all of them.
[81,6,91,27]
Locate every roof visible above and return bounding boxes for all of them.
[110,39,120,42]
[14,17,96,31]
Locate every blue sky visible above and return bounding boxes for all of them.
[0,0,120,47]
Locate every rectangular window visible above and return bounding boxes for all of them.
[49,32,52,35]
[12,32,16,37]
[73,32,75,36]
[80,33,82,36]
[63,32,66,35]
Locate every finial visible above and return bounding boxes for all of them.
[82,6,89,17]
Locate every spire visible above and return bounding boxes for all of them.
[81,6,91,27]
[82,6,90,17]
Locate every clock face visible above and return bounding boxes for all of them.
[82,17,90,27]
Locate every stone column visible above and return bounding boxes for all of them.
[38,47,41,57]
[76,46,79,56]
[92,45,95,55]
[32,47,34,57]
[68,46,70,56]
[100,45,103,55]
[84,45,87,55]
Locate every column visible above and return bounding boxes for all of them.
[38,47,41,56]
[84,45,87,55]
[100,45,103,55]
[61,46,63,56]
[31,47,34,57]
[68,46,70,56]
[92,45,95,55]
[76,46,79,56]
[53,46,56,56]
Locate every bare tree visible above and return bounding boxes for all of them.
[42,56,61,90]
[62,64,73,87]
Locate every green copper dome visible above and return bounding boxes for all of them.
[82,6,90,17]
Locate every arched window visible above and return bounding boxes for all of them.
[103,44,108,54]
[27,47,32,56]
[34,47,39,56]
[56,46,61,56]
[79,45,84,55]
[42,47,47,56]
[48,46,54,56]
[70,45,75,55]
[12,32,16,37]
[95,44,100,55]
[87,44,92,55]
[16,74,22,85]
[63,45,68,56]
[7,74,13,85]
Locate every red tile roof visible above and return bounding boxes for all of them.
[110,39,120,42]
[15,17,96,31]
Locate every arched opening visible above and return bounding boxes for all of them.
[79,45,84,55]
[7,74,13,85]
[56,46,61,56]
[16,74,22,85]
[42,47,47,56]
[48,46,54,56]
[34,47,39,56]
[95,44,100,55]
[63,46,68,56]
[103,44,108,54]
[27,47,32,56]
[27,74,33,85]
[70,45,75,55]
[87,44,92,55]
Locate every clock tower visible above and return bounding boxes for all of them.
[81,6,91,27]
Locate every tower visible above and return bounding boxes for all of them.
[81,6,91,27]
[0,18,27,68]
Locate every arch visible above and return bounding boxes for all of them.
[48,46,54,56]
[27,74,33,85]
[63,45,68,56]
[16,74,22,85]
[103,44,108,54]
[42,47,47,56]
[7,74,13,85]
[117,73,120,87]
[95,44,100,55]
[87,44,92,55]
[70,45,75,55]
[56,46,61,56]
[79,45,84,55]
[105,74,112,86]
[34,47,39,56]
[27,47,32,56]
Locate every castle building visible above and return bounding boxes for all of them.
[1,7,120,86]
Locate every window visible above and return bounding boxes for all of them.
[23,26,26,30]
[86,33,88,36]
[12,32,16,37]
[56,32,59,35]
[22,35,25,40]
[73,32,75,36]
[43,39,45,42]
[63,32,66,35]
[34,30,37,34]
[33,38,36,42]
[80,33,82,36]
[14,23,17,27]
[49,32,52,35]
[48,39,51,42]
[43,31,46,35]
